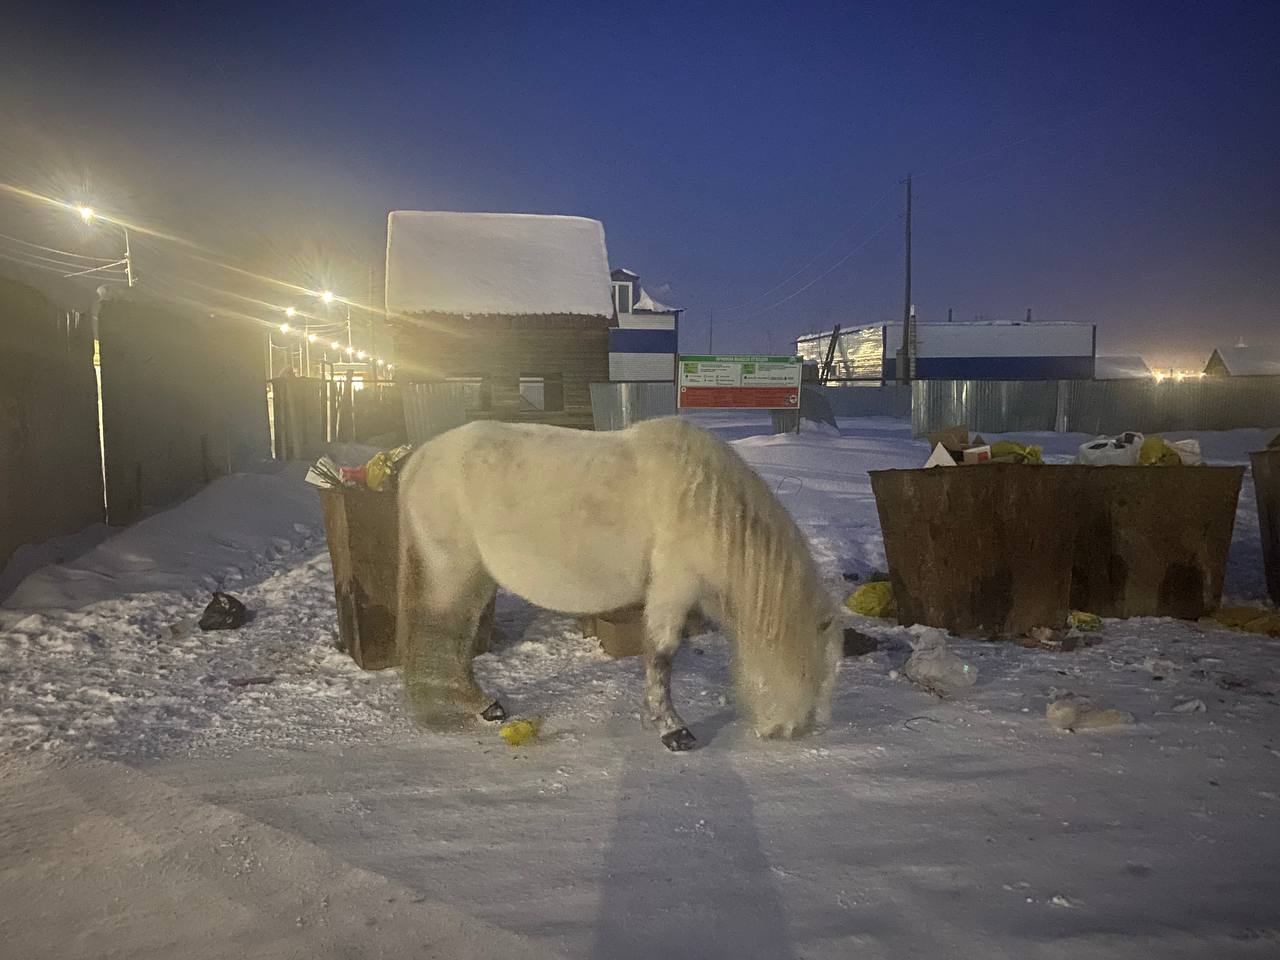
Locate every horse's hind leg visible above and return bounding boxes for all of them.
[643,574,700,751]
[398,538,505,726]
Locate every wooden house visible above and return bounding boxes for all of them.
[384,211,615,429]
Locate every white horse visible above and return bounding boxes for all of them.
[395,416,841,750]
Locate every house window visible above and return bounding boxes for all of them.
[447,375,491,411]
[612,281,633,315]
[519,373,564,412]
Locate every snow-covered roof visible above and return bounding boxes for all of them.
[1206,345,1280,376]
[1095,355,1152,379]
[385,211,614,317]
[634,287,676,313]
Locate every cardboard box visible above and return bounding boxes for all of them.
[962,445,992,465]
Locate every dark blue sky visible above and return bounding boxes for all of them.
[2,1,1277,366]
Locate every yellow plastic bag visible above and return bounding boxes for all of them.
[364,444,414,492]
[499,717,541,746]
[1211,607,1280,637]
[990,441,1044,465]
[845,581,896,619]
[1068,610,1103,632]
[1138,437,1182,467]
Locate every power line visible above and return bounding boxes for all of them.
[718,185,898,315]
[0,231,119,262]
[0,250,125,278]
[716,215,897,327]
[0,244,122,273]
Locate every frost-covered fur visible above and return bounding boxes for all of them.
[396,417,841,744]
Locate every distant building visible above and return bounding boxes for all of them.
[1094,355,1153,380]
[384,211,613,428]
[796,321,1096,382]
[1203,344,1280,377]
[608,267,680,381]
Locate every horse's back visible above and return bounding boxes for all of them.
[401,420,654,613]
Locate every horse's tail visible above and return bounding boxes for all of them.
[639,419,839,738]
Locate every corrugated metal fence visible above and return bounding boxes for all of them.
[590,381,677,430]
[818,384,912,419]
[403,382,468,443]
[913,376,1280,437]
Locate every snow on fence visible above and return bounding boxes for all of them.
[913,376,1280,437]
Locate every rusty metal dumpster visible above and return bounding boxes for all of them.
[1069,466,1244,619]
[320,487,495,670]
[1248,448,1280,604]
[869,465,1079,637]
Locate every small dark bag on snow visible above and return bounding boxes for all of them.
[198,592,248,631]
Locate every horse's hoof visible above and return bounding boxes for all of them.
[661,727,697,752]
[480,701,507,722]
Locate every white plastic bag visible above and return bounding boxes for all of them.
[1077,432,1143,466]
[1168,438,1203,465]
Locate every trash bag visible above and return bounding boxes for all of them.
[198,592,248,631]
[902,627,978,690]
[845,581,896,618]
[1077,432,1143,465]
[990,440,1044,465]
[1068,610,1103,632]
[1138,436,1183,467]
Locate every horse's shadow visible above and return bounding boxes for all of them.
[590,705,798,960]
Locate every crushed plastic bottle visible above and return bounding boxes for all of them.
[902,627,978,691]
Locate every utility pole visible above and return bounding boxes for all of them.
[898,173,913,385]
[1026,307,1032,323]
[947,307,953,323]
[708,308,714,354]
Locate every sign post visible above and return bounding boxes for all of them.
[677,355,802,410]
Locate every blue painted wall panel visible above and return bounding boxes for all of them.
[609,329,678,353]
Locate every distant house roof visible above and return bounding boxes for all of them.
[1095,355,1152,379]
[385,211,614,317]
[1205,345,1280,376]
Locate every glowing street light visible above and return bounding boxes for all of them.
[70,204,133,286]
[279,323,291,334]
[330,341,341,350]
[284,306,297,318]
[345,346,355,356]
[320,290,335,303]
[308,333,318,343]
[356,350,366,360]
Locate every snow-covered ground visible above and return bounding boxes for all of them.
[3,415,1279,958]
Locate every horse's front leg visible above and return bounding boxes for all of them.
[398,543,505,726]
[643,580,698,751]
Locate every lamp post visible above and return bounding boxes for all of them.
[75,206,134,287]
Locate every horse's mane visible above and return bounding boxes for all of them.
[631,418,832,725]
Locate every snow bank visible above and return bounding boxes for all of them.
[385,211,615,317]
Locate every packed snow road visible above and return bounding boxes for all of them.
[2,415,1278,958]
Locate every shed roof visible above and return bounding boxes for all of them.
[385,211,614,317]
[1206,345,1280,376]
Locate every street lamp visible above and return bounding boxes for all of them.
[70,205,134,286]
[320,290,335,303]
[284,306,297,318]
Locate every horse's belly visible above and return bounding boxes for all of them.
[480,539,647,614]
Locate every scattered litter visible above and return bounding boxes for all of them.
[1069,611,1103,632]
[1046,693,1135,732]
[1172,698,1207,714]
[1077,432,1143,466]
[1049,895,1076,909]
[902,627,978,694]
[228,676,275,688]
[499,717,541,747]
[902,715,941,732]
[923,442,957,469]
[197,592,248,631]
[846,581,895,619]
[989,440,1044,465]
